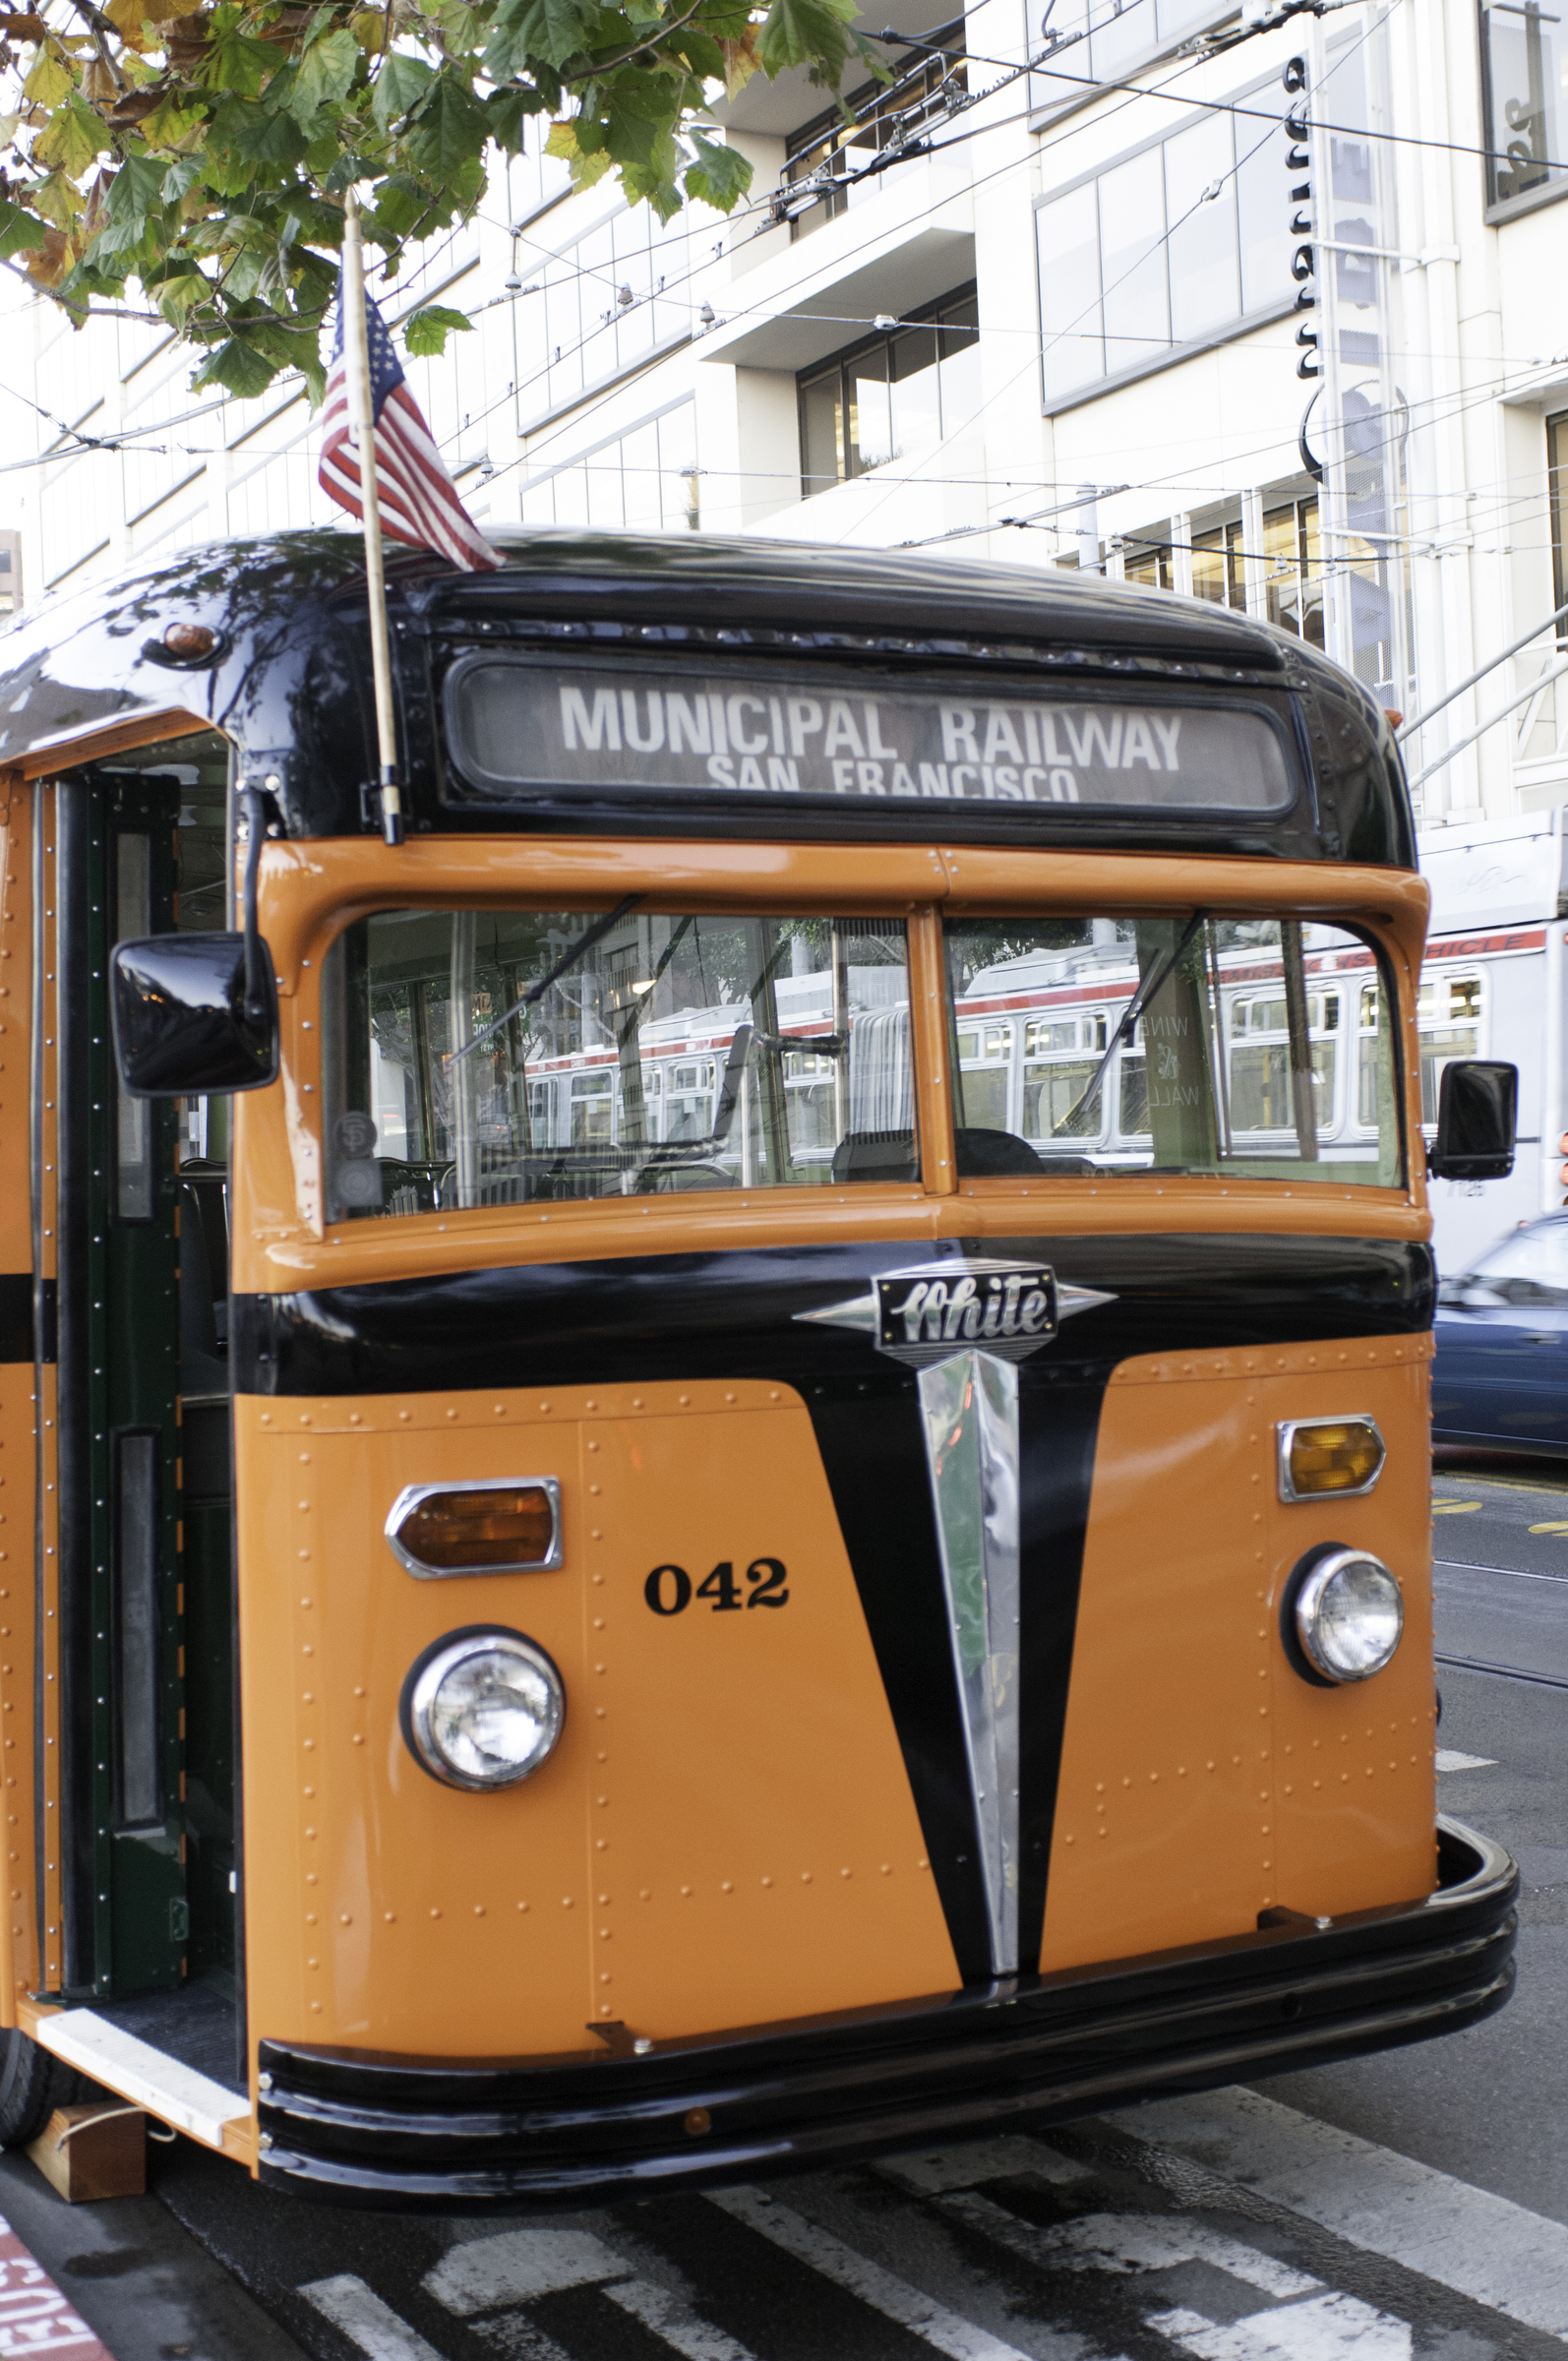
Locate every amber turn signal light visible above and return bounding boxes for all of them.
[1277,1418,1385,1503]
[385,1479,563,1578]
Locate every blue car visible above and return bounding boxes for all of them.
[1433,1213,1568,1455]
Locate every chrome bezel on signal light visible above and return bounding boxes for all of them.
[1287,1545,1405,1685]
[1276,1415,1386,1503]
[385,1477,563,1577]
[400,1626,566,1790]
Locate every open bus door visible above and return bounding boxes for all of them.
[0,728,241,2140]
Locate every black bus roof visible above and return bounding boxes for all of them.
[0,526,1415,869]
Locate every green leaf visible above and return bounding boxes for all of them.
[365,174,427,238]
[286,25,358,122]
[32,96,106,176]
[105,151,167,226]
[435,0,481,54]
[482,0,598,78]
[683,127,750,209]
[402,300,471,356]
[756,0,856,81]
[370,49,433,129]
[210,94,310,163]
[404,70,484,177]
[153,268,211,324]
[0,199,47,260]
[190,333,277,395]
[139,91,208,149]
[196,8,280,96]
[22,46,73,107]
[482,85,547,151]
[164,155,208,205]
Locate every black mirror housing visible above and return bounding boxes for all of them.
[1428,1058,1518,1181]
[111,932,279,1098]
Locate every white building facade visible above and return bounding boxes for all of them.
[5,0,1568,1261]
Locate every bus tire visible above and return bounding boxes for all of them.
[0,2028,83,2147]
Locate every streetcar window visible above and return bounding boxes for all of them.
[944,914,1400,1184]
[323,909,917,1214]
[1415,971,1483,1123]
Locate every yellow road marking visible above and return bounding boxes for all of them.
[1431,1500,1482,1514]
[1529,1521,1568,1534]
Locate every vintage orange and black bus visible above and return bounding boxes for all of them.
[0,527,1519,2206]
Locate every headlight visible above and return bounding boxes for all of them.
[1285,1546,1404,1684]
[401,1627,565,1789]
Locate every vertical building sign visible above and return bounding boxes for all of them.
[1306,12,1413,720]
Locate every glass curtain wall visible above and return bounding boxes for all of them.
[1036,91,1293,405]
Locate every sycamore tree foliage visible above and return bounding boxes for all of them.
[0,0,879,397]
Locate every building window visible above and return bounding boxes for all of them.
[513,198,691,430]
[798,288,979,497]
[0,531,24,617]
[1261,497,1325,644]
[1120,497,1325,643]
[1035,90,1293,407]
[1481,0,1568,211]
[1028,0,1235,119]
[521,400,699,531]
[783,26,965,238]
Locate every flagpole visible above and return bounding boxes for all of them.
[341,189,404,848]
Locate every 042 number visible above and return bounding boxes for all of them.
[644,1560,788,1615]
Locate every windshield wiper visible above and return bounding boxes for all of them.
[445,894,643,1068]
[1052,909,1209,1137]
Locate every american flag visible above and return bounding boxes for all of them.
[318,266,501,573]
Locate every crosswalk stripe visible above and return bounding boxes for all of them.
[708,2187,1035,2361]
[425,2231,623,2315]
[424,2226,758,2361]
[603,2278,760,2361]
[1148,2291,1411,2361]
[302,2276,452,2361]
[940,2194,1319,2300]
[1104,2089,1568,2338]
[469,2319,575,2361]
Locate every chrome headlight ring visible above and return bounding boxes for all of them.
[399,1625,566,1791]
[1282,1544,1405,1687]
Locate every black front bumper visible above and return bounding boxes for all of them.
[257,1817,1516,2210]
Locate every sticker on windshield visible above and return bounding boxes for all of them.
[444,656,1296,816]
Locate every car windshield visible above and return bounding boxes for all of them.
[322,906,917,1217]
[942,912,1402,1184]
[1455,1224,1568,1305]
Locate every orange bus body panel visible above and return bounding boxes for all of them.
[235,1379,956,2062]
[1041,1333,1437,1973]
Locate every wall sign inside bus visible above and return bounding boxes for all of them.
[444,654,1296,815]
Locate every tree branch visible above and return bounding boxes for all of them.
[66,0,128,90]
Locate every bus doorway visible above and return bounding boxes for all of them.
[23,730,237,2075]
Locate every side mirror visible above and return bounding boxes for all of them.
[111,932,279,1097]
[1428,1059,1518,1181]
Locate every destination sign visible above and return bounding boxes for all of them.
[445,656,1295,815]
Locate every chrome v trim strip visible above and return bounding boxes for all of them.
[918,1347,1021,1978]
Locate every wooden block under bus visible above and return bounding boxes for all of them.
[27,2103,147,2202]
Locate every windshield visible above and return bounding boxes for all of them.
[943,914,1402,1185]
[322,907,916,1217]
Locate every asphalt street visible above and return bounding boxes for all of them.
[4,1465,1567,2361]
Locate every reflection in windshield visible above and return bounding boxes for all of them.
[322,907,917,1217]
[944,913,1402,1186]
